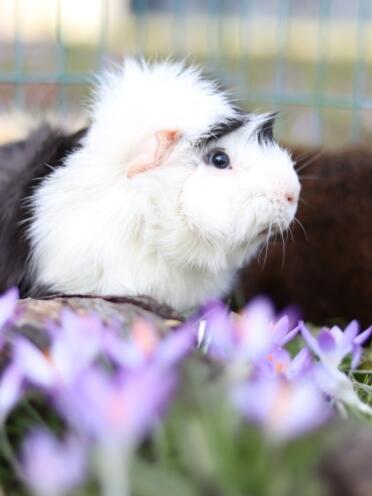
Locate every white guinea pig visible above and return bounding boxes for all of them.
[16,59,300,312]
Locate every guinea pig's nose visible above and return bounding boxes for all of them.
[269,183,300,206]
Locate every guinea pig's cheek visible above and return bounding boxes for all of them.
[178,169,233,235]
[229,196,259,244]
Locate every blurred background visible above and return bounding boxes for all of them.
[0,0,371,146]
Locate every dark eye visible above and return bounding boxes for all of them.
[206,149,231,169]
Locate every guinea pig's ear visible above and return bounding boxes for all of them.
[256,112,278,145]
[127,130,181,178]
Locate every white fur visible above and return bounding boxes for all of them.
[28,59,300,313]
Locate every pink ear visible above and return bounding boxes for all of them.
[127,130,181,178]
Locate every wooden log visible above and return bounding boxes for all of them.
[1,294,183,364]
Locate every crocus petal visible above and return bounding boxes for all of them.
[314,364,372,416]
[104,331,145,370]
[341,320,359,346]
[58,309,104,354]
[234,376,331,442]
[268,347,291,375]
[0,287,19,329]
[119,367,178,444]
[288,348,312,379]
[242,298,274,330]
[202,301,235,358]
[351,344,362,370]
[14,338,54,388]
[239,298,276,361]
[272,316,289,343]
[354,326,372,346]
[56,364,178,447]
[131,319,159,358]
[49,309,104,383]
[255,347,291,379]
[156,324,196,367]
[317,330,336,352]
[271,379,331,441]
[22,429,87,496]
[300,322,322,356]
[281,323,300,346]
[0,363,23,422]
[329,326,344,344]
[56,368,111,439]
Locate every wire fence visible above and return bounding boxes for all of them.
[0,0,371,146]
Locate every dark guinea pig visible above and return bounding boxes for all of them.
[239,146,372,327]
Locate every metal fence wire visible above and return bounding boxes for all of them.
[0,0,371,146]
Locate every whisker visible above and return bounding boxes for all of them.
[257,229,268,265]
[293,217,308,240]
[279,225,286,267]
[295,151,323,173]
[271,230,278,247]
[292,150,312,162]
[295,150,323,174]
[298,197,310,207]
[299,175,321,181]
[284,226,289,243]
[262,221,272,268]
[288,224,295,243]
[292,147,323,163]
[257,231,266,264]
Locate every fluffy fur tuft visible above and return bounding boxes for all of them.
[3,59,300,312]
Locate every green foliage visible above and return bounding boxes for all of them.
[1,352,371,495]
[130,357,330,496]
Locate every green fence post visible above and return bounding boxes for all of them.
[314,0,331,145]
[14,0,24,107]
[351,0,369,141]
[56,0,67,112]
[273,0,292,137]
[98,0,109,70]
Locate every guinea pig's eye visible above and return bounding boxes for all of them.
[205,149,231,169]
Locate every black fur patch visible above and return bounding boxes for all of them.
[0,124,88,296]
[256,112,278,145]
[195,107,247,147]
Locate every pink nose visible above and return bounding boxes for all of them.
[270,185,300,205]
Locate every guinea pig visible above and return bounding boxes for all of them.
[0,59,300,313]
[239,146,372,327]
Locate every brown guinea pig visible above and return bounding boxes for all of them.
[238,146,372,327]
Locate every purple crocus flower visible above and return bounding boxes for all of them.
[155,321,197,367]
[103,321,153,370]
[196,301,234,359]
[256,346,312,381]
[301,321,372,370]
[12,310,190,496]
[56,334,183,496]
[0,287,18,332]
[13,309,104,389]
[312,362,372,415]
[199,298,299,363]
[104,318,196,371]
[233,375,332,441]
[301,322,372,414]
[21,428,87,496]
[57,365,177,447]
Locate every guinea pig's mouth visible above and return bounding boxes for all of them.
[257,216,294,239]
